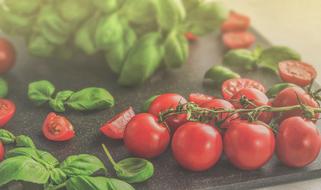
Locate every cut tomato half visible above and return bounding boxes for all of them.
[0,99,15,127]
[222,31,255,49]
[189,93,215,106]
[221,11,250,33]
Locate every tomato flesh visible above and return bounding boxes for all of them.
[189,93,215,106]
[0,99,16,127]
[222,78,266,100]
[222,31,255,49]
[0,38,15,74]
[100,107,135,140]
[278,60,317,87]
[277,117,321,168]
[172,122,222,171]
[0,142,4,161]
[185,32,198,41]
[221,11,250,33]
[42,112,75,141]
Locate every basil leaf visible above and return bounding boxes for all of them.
[49,90,74,112]
[107,178,135,190]
[141,95,159,112]
[204,65,240,86]
[66,87,115,111]
[16,135,36,149]
[0,129,15,144]
[60,154,107,176]
[0,78,8,98]
[6,147,39,160]
[37,150,59,167]
[223,49,258,70]
[0,156,50,186]
[28,80,55,106]
[49,168,67,185]
[257,46,301,72]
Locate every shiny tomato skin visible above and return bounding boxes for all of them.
[0,142,4,161]
[148,93,188,131]
[222,31,255,49]
[172,122,223,171]
[221,11,250,33]
[100,107,135,140]
[224,120,275,170]
[231,88,269,109]
[277,117,321,168]
[278,61,317,87]
[0,38,15,74]
[189,93,215,106]
[42,112,75,141]
[0,99,16,127]
[273,87,319,122]
[222,78,266,100]
[201,99,238,128]
[124,113,170,158]
[258,101,273,124]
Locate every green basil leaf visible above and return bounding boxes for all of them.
[0,156,50,186]
[60,154,107,176]
[204,65,240,86]
[16,135,36,148]
[66,176,109,190]
[55,0,93,23]
[37,150,59,167]
[66,88,115,111]
[93,0,118,13]
[49,168,67,185]
[141,95,159,112]
[0,78,8,98]
[4,0,41,15]
[164,31,189,68]
[28,34,56,58]
[0,129,15,144]
[107,178,135,190]
[28,80,55,106]
[49,90,74,112]
[257,46,301,72]
[223,49,258,70]
[6,147,39,160]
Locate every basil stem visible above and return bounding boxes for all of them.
[0,78,8,98]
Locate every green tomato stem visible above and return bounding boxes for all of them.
[102,144,117,168]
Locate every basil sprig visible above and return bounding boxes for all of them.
[28,80,115,112]
[102,144,154,183]
[0,78,8,98]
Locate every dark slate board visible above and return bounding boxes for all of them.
[1,29,321,190]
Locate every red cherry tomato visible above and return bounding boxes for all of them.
[258,101,273,124]
[273,87,319,122]
[0,38,15,74]
[42,112,75,142]
[231,88,269,108]
[100,107,135,140]
[124,113,170,158]
[189,93,215,106]
[224,120,275,170]
[201,99,238,128]
[185,32,198,41]
[222,78,266,100]
[277,117,321,168]
[0,142,4,161]
[222,31,255,49]
[0,99,16,127]
[221,11,250,33]
[172,122,222,171]
[278,61,317,87]
[148,93,187,131]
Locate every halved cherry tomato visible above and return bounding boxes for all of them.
[0,99,16,127]
[42,112,75,141]
[221,11,250,33]
[100,107,135,140]
[277,116,321,168]
[124,113,170,158]
[185,32,198,41]
[189,93,215,106]
[222,78,266,100]
[222,31,255,49]
[278,60,317,87]
[201,99,238,128]
[231,88,269,108]
[172,122,222,171]
[148,93,187,131]
[0,38,15,74]
[0,142,4,161]
[224,120,275,170]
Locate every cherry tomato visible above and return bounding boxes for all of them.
[277,117,321,168]
[224,120,275,170]
[222,31,255,49]
[189,93,215,106]
[100,107,135,140]
[222,78,266,100]
[231,88,269,108]
[221,11,250,33]
[124,113,170,158]
[0,38,15,74]
[278,60,317,87]
[201,99,238,128]
[258,101,273,124]
[0,142,4,161]
[42,112,75,141]
[148,93,187,131]
[0,99,16,127]
[273,87,319,122]
[172,122,222,171]
[185,32,198,41]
